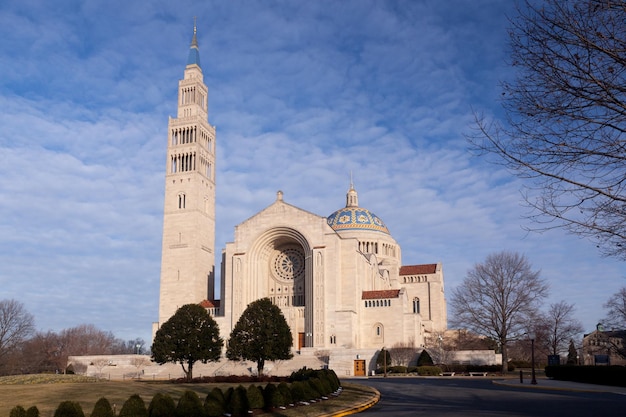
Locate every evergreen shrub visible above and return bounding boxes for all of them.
[118,394,147,417]
[53,401,85,417]
[246,384,264,410]
[176,390,204,417]
[10,406,25,417]
[90,398,115,417]
[25,406,39,417]
[148,393,176,417]
[417,350,434,366]
[417,366,442,376]
[227,385,249,416]
[388,366,408,373]
[278,382,293,404]
[289,380,306,402]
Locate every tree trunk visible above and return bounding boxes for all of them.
[257,358,265,376]
[501,343,508,375]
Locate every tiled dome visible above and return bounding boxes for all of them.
[327,207,390,234]
[327,182,390,234]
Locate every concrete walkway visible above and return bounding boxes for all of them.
[493,378,626,395]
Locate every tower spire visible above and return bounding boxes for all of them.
[187,18,201,68]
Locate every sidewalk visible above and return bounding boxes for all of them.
[493,378,626,395]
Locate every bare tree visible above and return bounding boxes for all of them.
[603,287,626,328]
[388,342,417,367]
[541,301,584,357]
[92,358,109,380]
[469,0,626,259]
[450,251,548,373]
[0,299,34,374]
[130,356,151,379]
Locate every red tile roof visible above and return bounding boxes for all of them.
[362,289,401,299]
[200,299,221,308]
[399,264,437,275]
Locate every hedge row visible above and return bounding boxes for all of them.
[375,365,443,375]
[11,368,341,417]
[545,365,626,387]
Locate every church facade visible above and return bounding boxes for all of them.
[154,27,447,376]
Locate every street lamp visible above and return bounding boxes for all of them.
[530,333,537,385]
[383,347,387,378]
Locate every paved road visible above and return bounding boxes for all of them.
[346,377,626,417]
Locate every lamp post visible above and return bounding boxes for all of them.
[530,334,537,385]
[383,347,387,378]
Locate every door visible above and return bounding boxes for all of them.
[354,360,366,376]
[298,332,305,350]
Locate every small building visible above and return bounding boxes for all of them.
[582,326,626,366]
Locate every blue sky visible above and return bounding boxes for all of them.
[1,0,624,345]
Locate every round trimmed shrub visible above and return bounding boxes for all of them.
[25,406,39,417]
[53,401,84,417]
[246,384,264,410]
[304,379,320,400]
[176,390,204,417]
[204,387,226,417]
[289,380,306,402]
[204,396,225,417]
[263,383,284,409]
[277,382,293,405]
[119,394,147,417]
[10,406,26,417]
[227,385,249,416]
[417,365,442,376]
[90,398,115,417]
[148,393,176,417]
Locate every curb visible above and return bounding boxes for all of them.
[327,387,381,417]
[491,379,626,394]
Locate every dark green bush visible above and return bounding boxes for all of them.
[407,366,418,373]
[389,366,408,373]
[417,349,434,366]
[317,376,333,395]
[119,394,148,417]
[227,385,249,416]
[148,393,176,417]
[263,383,284,409]
[53,401,85,417]
[246,384,264,410]
[325,369,341,391]
[290,366,317,381]
[303,379,320,400]
[417,365,442,376]
[204,387,226,414]
[207,387,225,406]
[10,406,26,417]
[25,406,39,417]
[289,380,306,402]
[278,382,293,404]
[545,365,626,387]
[224,387,234,404]
[90,398,115,417]
[176,390,204,417]
[203,394,225,417]
[309,378,326,396]
[376,349,392,368]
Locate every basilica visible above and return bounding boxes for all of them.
[153,26,447,376]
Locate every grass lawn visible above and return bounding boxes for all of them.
[0,375,377,417]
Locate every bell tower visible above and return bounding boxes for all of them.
[155,22,216,332]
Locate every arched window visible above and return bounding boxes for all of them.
[178,193,186,209]
[413,297,420,314]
